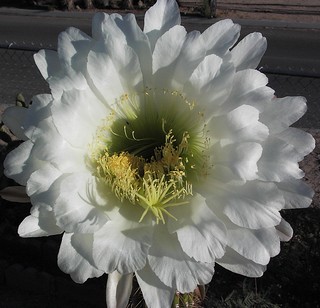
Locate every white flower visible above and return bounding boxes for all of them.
[2,0,314,307]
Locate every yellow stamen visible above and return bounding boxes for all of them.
[90,129,193,223]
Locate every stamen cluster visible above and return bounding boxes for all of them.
[92,129,193,223]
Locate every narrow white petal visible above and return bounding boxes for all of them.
[57,27,92,69]
[88,36,143,104]
[34,49,60,80]
[261,96,307,134]
[152,25,186,76]
[92,12,109,39]
[144,0,181,50]
[221,69,274,113]
[22,94,53,141]
[227,227,280,265]
[188,54,223,92]
[207,181,284,229]
[275,218,293,242]
[276,128,315,157]
[106,271,133,308]
[276,179,314,209]
[26,164,62,226]
[258,137,305,182]
[154,30,205,89]
[186,54,236,110]
[201,19,241,57]
[4,140,43,186]
[92,13,152,84]
[18,215,50,237]
[136,263,175,308]
[231,32,267,71]
[43,27,92,97]
[2,106,28,140]
[18,210,61,237]
[148,225,215,293]
[18,94,86,173]
[213,142,262,181]
[209,105,269,145]
[53,173,108,233]
[87,43,125,103]
[217,247,266,277]
[33,131,86,174]
[51,87,108,149]
[200,61,236,111]
[167,193,227,263]
[92,204,152,274]
[58,233,104,283]
[108,13,153,86]
[26,165,62,232]
[26,163,61,197]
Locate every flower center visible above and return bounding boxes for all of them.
[89,89,208,223]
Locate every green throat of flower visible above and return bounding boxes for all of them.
[89,89,208,223]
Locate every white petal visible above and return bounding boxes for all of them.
[37,207,62,235]
[18,215,50,237]
[144,0,181,50]
[209,105,269,145]
[201,19,241,57]
[261,96,307,134]
[187,54,223,92]
[148,225,214,293]
[26,163,60,195]
[152,25,186,75]
[87,44,125,103]
[25,164,63,235]
[18,206,62,237]
[58,233,104,283]
[92,204,153,274]
[22,94,53,141]
[275,218,293,242]
[21,94,86,173]
[107,13,153,86]
[276,128,315,157]
[51,87,108,149]
[213,142,262,181]
[53,173,108,233]
[136,263,175,308]
[4,140,43,186]
[34,49,60,80]
[92,12,109,40]
[2,106,28,140]
[217,247,266,277]
[154,29,205,89]
[92,13,152,83]
[227,227,280,265]
[106,271,133,308]
[186,54,236,110]
[57,26,92,69]
[220,69,274,113]
[89,36,144,101]
[231,32,267,71]
[209,181,284,229]
[167,193,227,263]
[34,133,86,174]
[42,27,92,98]
[258,137,304,182]
[276,179,314,209]
[26,163,61,209]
